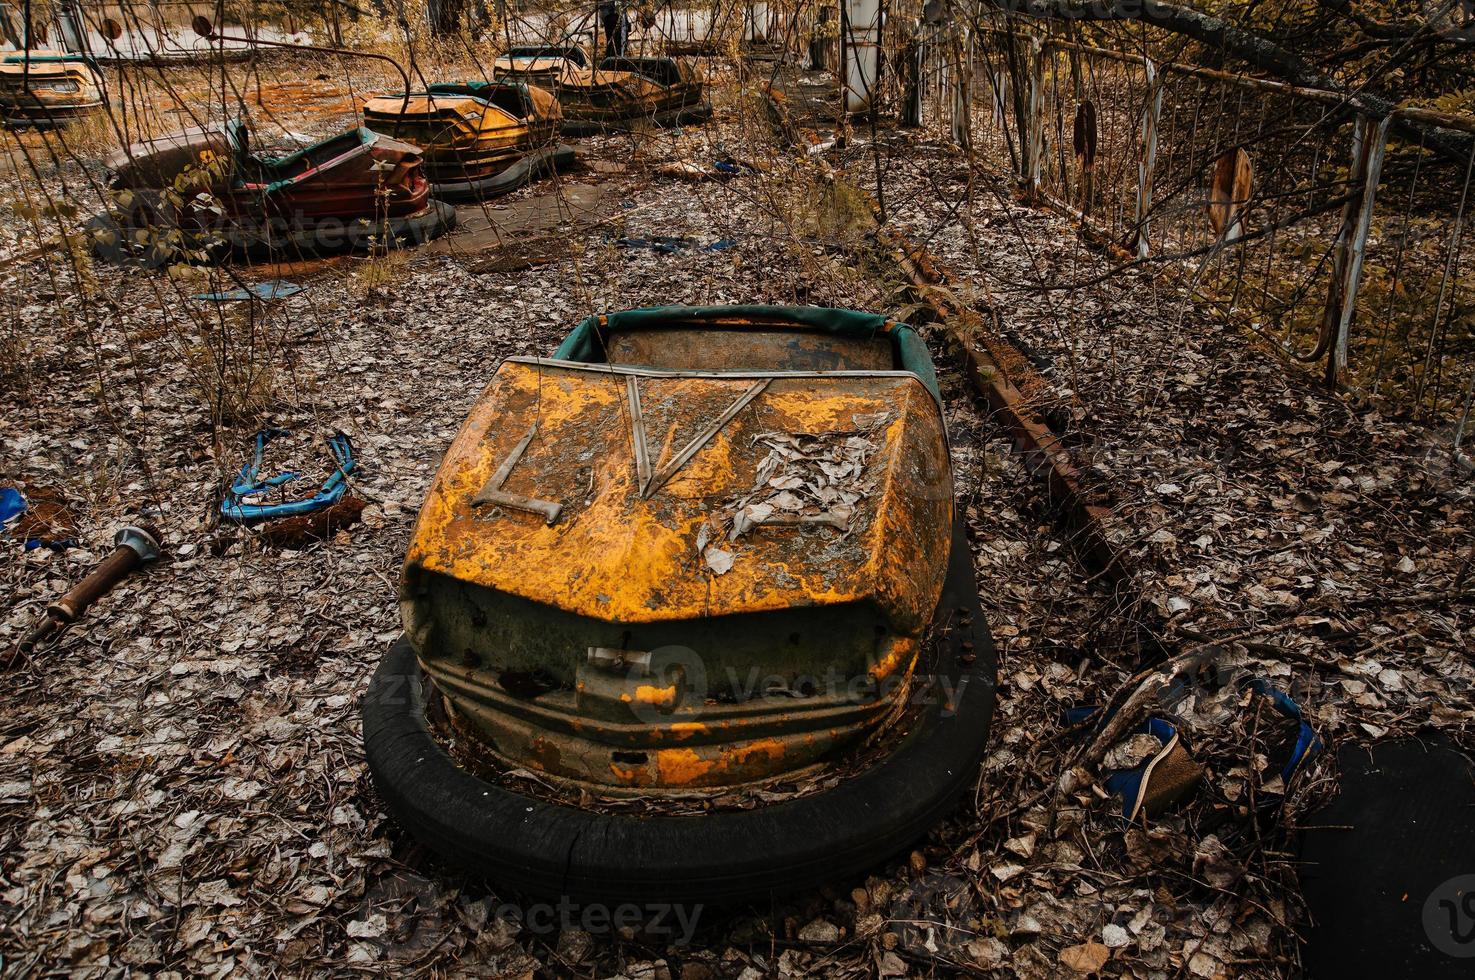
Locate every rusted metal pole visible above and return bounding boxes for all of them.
[1323,113,1391,389]
[11,525,162,663]
[1133,59,1161,260]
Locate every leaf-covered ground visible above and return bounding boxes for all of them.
[1,53,1471,979]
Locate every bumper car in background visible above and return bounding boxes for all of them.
[362,81,577,202]
[89,119,455,264]
[0,51,105,128]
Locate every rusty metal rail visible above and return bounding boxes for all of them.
[760,81,1131,583]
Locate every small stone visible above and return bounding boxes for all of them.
[797,918,841,944]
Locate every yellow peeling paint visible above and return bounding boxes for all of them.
[634,684,678,707]
[654,738,788,786]
[655,748,713,784]
[404,359,952,647]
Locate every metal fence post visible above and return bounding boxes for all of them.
[1133,59,1162,260]
[1024,35,1044,195]
[1323,112,1392,389]
[950,26,972,149]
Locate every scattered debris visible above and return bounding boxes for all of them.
[654,158,748,181]
[257,495,366,549]
[2,483,79,551]
[468,236,572,274]
[220,429,357,525]
[193,280,304,301]
[611,234,738,254]
[9,524,161,665]
[721,427,884,542]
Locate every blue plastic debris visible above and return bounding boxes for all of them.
[194,281,304,302]
[220,429,356,525]
[1247,677,1323,781]
[0,486,25,526]
[614,236,693,254]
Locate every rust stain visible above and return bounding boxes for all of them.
[404,360,951,632]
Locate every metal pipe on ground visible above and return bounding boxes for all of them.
[9,525,162,665]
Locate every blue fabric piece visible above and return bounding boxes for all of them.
[1101,718,1181,820]
[0,486,25,525]
[220,429,356,525]
[24,537,74,552]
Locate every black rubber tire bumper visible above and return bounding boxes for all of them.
[430,144,578,203]
[361,515,997,906]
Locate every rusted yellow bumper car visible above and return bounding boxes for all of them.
[363,306,996,903]
[362,81,576,202]
[0,51,104,128]
[495,46,711,136]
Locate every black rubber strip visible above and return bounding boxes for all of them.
[430,145,579,203]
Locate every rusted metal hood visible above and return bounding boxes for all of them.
[404,358,952,636]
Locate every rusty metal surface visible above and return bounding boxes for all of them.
[427,638,919,789]
[494,57,703,126]
[607,327,896,372]
[107,124,433,224]
[0,53,104,120]
[361,90,562,182]
[402,352,954,789]
[404,360,951,631]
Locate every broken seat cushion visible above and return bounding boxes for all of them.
[1299,735,1475,978]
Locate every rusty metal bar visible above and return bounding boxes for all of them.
[643,379,771,499]
[473,422,564,524]
[757,512,850,531]
[1322,113,1391,388]
[11,525,161,663]
[489,423,539,491]
[626,376,652,495]
[474,489,563,524]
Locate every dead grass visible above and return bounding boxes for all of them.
[349,248,411,295]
